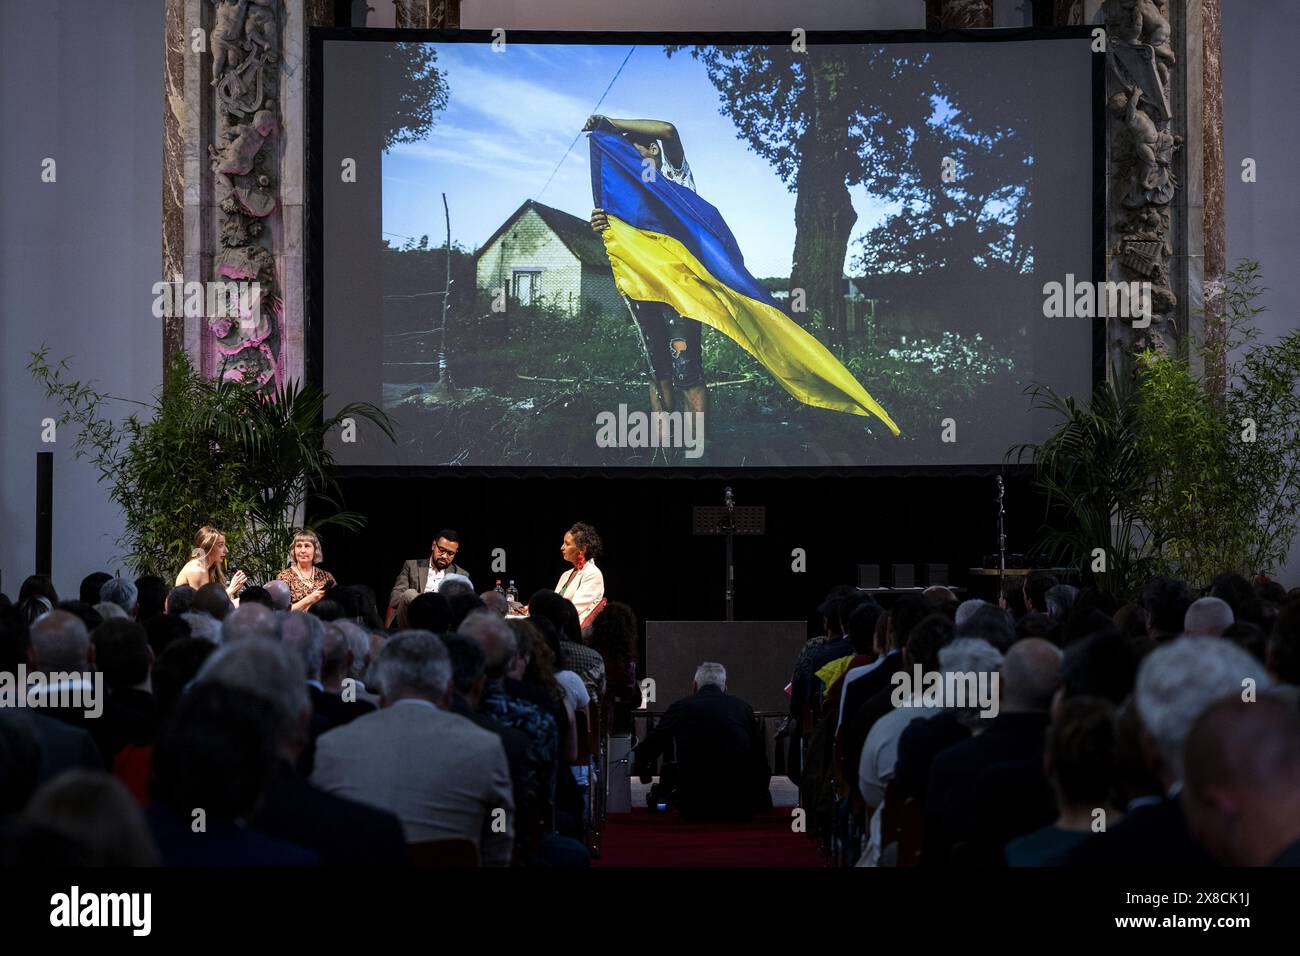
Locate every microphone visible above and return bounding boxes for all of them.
[724,486,734,512]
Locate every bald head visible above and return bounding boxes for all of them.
[222,602,279,643]
[264,580,291,612]
[1183,597,1234,638]
[1182,694,1300,865]
[29,611,92,672]
[458,609,516,679]
[1000,638,1062,713]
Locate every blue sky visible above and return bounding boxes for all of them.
[381,43,901,279]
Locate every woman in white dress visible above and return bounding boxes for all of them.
[555,522,605,629]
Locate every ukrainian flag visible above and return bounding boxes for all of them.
[589,130,900,435]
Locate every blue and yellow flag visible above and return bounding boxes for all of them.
[589,130,900,435]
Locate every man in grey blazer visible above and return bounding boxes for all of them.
[310,631,515,866]
[388,528,470,627]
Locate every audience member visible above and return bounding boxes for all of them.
[99,576,139,617]
[633,662,772,822]
[93,601,129,622]
[55,600,102,631]
[311,631,514,864]
[222,602,279,643]
[1022,571,1059,616]
[238,585,275,610]
[180,612,221,644]
[20,770,159,866]
[1183,596,1234,638]
[78,572,112,606]
[191,582,233,621]
[135,575,168,620]
[89,618,157,762]
[1044,584,1079,623]
[165,584,195,616]
[589,601,639,735]
[1141,576,1193,644]
[407,592,452,635]
[264,580,292,612]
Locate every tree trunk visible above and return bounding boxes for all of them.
[788,51,856,351]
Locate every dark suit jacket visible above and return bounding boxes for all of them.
[1063,797,1215,868]
[634,685,772,821]
[451,696,534,835]
[892,710,970,803]
[389,558,468,608]
[146,803,319,867]
[89,688,158,764]
[923,712,1053,866]
[251,760,408,866]
[28,711,103,783]
[838,651,906,783]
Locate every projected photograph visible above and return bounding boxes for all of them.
[321,37,1096,467]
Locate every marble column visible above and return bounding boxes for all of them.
[1199,0,1225,396]
[163,0,186,370]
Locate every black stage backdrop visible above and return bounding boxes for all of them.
[320,471,1047,659]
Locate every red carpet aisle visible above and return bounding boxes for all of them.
[594,808,827,867]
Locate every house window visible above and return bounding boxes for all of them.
[513,269,541,306]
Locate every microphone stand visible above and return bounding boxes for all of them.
[724,486,735,622]
[996,475,1007,594]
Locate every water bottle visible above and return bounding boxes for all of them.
[506,580,518,603]
[494,579,504,595]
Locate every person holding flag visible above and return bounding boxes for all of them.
[585,115,901,450]
[585,115,708,454]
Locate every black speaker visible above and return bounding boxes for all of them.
[892,564,915,588]
[925,563,949,586]
[858,564,880,588]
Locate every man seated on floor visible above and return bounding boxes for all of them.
[633,661,772,822]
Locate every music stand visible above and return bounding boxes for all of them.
[693,504,765,621]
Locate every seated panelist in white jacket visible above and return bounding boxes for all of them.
[555,522,605,629]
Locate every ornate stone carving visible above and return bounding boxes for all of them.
[208,0,282,388]
[1105,0,1180,354]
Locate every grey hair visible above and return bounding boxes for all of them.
[440,574,475,600]
[1183,597,1234,638]
[30,611,91,671]
[1136,636,1272,784]
[1044,584,1079,622]
[197,638,309,752]
[457,608,516,674]
[181,612,222,645]
[375,630,451,701]
[955,604,1016,653]
[694,661,726,690]
[938,638,1004,729]
[286,529,324,567]
[280,611,324,678]
[954,599,989,630]
[222,603,280,644]
[263,580,292,612]
[93,601,129,621]
[99,577,138,613]
[334,620,372,680]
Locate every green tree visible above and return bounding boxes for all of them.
[381,42,450,152]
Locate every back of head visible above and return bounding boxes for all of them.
[165,585,195,616]
[1185,693,1300,801]
[1268,599,1300,684]
[198,638,309,756]
[22,770,159,866]
[1222,620,1268,665]
[1142,576,1193,637]
[1183,596,1234,638]
[98,577,138,615]
[1060,629,1137,705]
[957,603,1016,653]
[1060,608,1119,648]
[151,680,279,820]
[309,598,343,622]
[333,620,372,680]
[480,591,509,616]
[1000,637,1063,713]
[93,601,129,622]
[439,576,475,602]
[144,613,190,661]
[1048,696,1116,809]
[17,595,53,626]
[1023,571,1059,614]
[221,602,279,644]
[180,612,221,645]
[1136,636,1272,784]
[134,575,168,620]
[152,638,218,721]
[192,582,233,621]
[1044,584,1079,623]
[263,580,291,612]
[1000,577,1028,618]
[19,575,59,606]
[937,638,1003,726]
[79,572,112,606]
[320,622,350,682]
[921,586,959,620]
[888,595,928,652]
[30,610,91,672]
[442,633,486,695]
[280,611,324,678]
[1209,571,1263,626]
[55,600,102,632]
[904,613,952,672]
[459,608,516,679]
[0,604,32,675]
[846,600,884,654]
[590,600,637,666]
[375,630,451,702]
[694,661,726,692]
[91,619,150,691]
[528,589,580,642]
[238,585,274,610]
[408,592,451,634]
[447,592,486,632]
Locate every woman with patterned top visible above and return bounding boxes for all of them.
[276,529,337,612]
